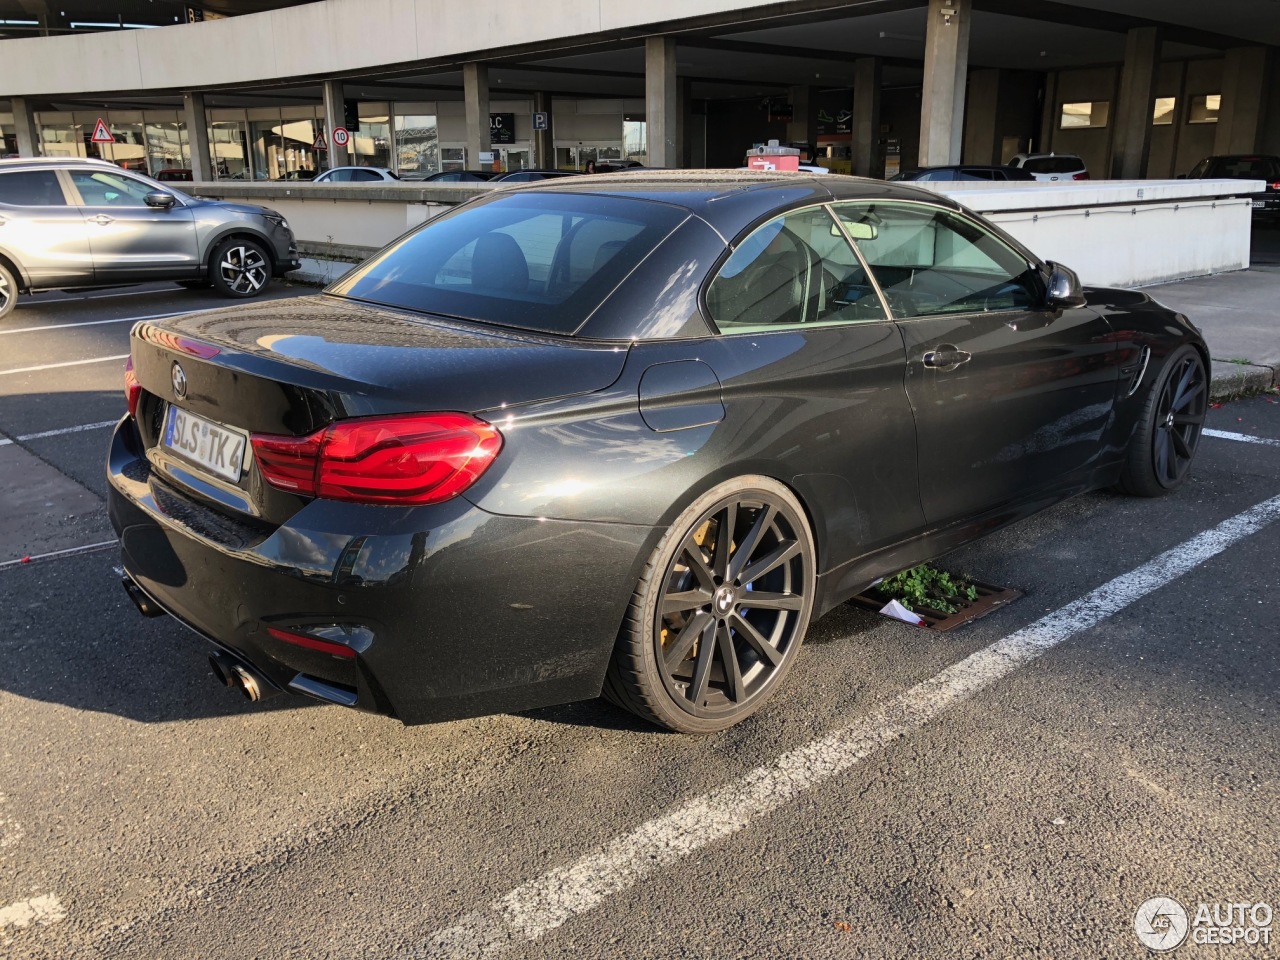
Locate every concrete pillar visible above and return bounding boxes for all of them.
[1110,27,1161,179]
[463,63,491,170]
[182,92,210,181]
[10,97,38,158]
[852,57,882,178]
[1215,47,1271,155]
[322,79,349,168]
[786,85,818,156]
[919,0,972,167]
[532,91,553,169]
[645,36,678,168]
[962,69,1000,164]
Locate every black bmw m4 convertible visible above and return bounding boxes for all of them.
[108,171,1208,733]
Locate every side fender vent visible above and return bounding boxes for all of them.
[1124,345,1152,398]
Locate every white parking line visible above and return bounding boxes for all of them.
[0,540,118,571]
[0,894,65,931]
[29,287,176,303]
[0,354,128,377]
[1204,428,1280,447]
[0,303,233,336]
[0,420,119,448]
[413,493,1280,959]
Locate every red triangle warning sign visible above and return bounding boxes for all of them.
[90,118,114,143]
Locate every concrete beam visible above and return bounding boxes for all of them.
[464,62,491,170]
[1110,26,1161,179]
[919,0,972,167]
[1215,47,1271,155]
[322,79,349,168]
[852,57,882,178]
[182,91,210,181]
[645,36,678,168]
[10,97,38,158]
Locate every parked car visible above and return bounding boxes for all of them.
[312,166,399,183]
[1008,153,1089,181]
[274,169,318,181]
[153,168,193,182]
[892,165,1036,182]
[0,157,299,320]
[110,171,1207,733]
[418,170,498,182]
[491,170,579,183]
[1184,154,1280,223]
[594,159,646,173]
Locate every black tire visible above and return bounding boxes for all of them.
[603,476,816,734]
[0,261,17,321]
[210,238,271,299]
[1117,344,1207,497]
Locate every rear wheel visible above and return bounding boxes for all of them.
[210,238,271,299]
[0,261,16,320]
[1117,344,1207,496]
[603,476,816,733]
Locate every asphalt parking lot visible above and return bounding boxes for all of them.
[1,280,1278,959]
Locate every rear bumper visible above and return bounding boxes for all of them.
[106,416,655,724]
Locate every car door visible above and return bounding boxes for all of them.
[833,200,1119,527]
[697,204,923,571]
[67,168,198,282]
[0,168,94,288]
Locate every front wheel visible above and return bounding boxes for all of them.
[603,476,816,734]
[1117,344,1207,497]
[210,238,271,299]
[0,261,17,320]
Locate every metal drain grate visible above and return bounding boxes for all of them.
[849,578,1022,632]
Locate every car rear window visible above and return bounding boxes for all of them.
[0,170,66,206]
[1020,156,1083,174]
[1204,157,1280,179]
[329,192,687,335]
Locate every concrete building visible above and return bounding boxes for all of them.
[0,0,1277,180]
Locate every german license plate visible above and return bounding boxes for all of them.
[162,405,248,483]
[1253,201,1266,208]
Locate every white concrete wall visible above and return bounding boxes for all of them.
[926,179,1263,287]
[0,0,799,97]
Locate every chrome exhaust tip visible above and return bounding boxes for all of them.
[230,664,263,702]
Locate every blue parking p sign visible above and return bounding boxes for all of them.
[533,112,549,131]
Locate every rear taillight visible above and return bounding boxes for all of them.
[251,413,502,505]
[1072,172,1090,180]
[1269,182,1280,191]
[266,625,356,659]
[124,357,142,418]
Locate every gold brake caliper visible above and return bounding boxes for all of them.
[662,518,715,653]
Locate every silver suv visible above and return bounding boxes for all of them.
[0,157,300,320]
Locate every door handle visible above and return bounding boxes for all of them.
[922,345,972,371]
[90,214,114,225]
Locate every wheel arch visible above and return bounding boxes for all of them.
[205,229,277,272]
[0,247,30,292]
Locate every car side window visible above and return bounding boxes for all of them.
[706,206,887,332]
[0,170,67,206]
[69,170,158,207]
[832,202,1040,319]
[352,169,381,182]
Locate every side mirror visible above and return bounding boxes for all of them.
[1045,261,1086,309]
[144,191,176,209]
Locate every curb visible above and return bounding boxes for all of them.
[1210,359,1276,400]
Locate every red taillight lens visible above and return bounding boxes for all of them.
[251,413,502,505]
[1072,172,1090,180]
[124,357,142,418]
[1269,182,1280,190]
[266,626,356,659]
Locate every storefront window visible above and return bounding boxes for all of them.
[1,124,15,158]
[40,123,89,159]
[623,116,647,163]
[394,114,438,177]
[144,121,187,175]
[354,114,392,168]
[211,120,251,179]
[252,117,321,180]
[97,122,147,172]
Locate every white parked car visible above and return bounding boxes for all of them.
[312,166,399,183]
[1008,153,1089,182]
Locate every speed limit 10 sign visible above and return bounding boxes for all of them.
[331,126,351,148]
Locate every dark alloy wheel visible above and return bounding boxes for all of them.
[211,238,271,299]
[1119,344,1207,497]
[604,476,816,733]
